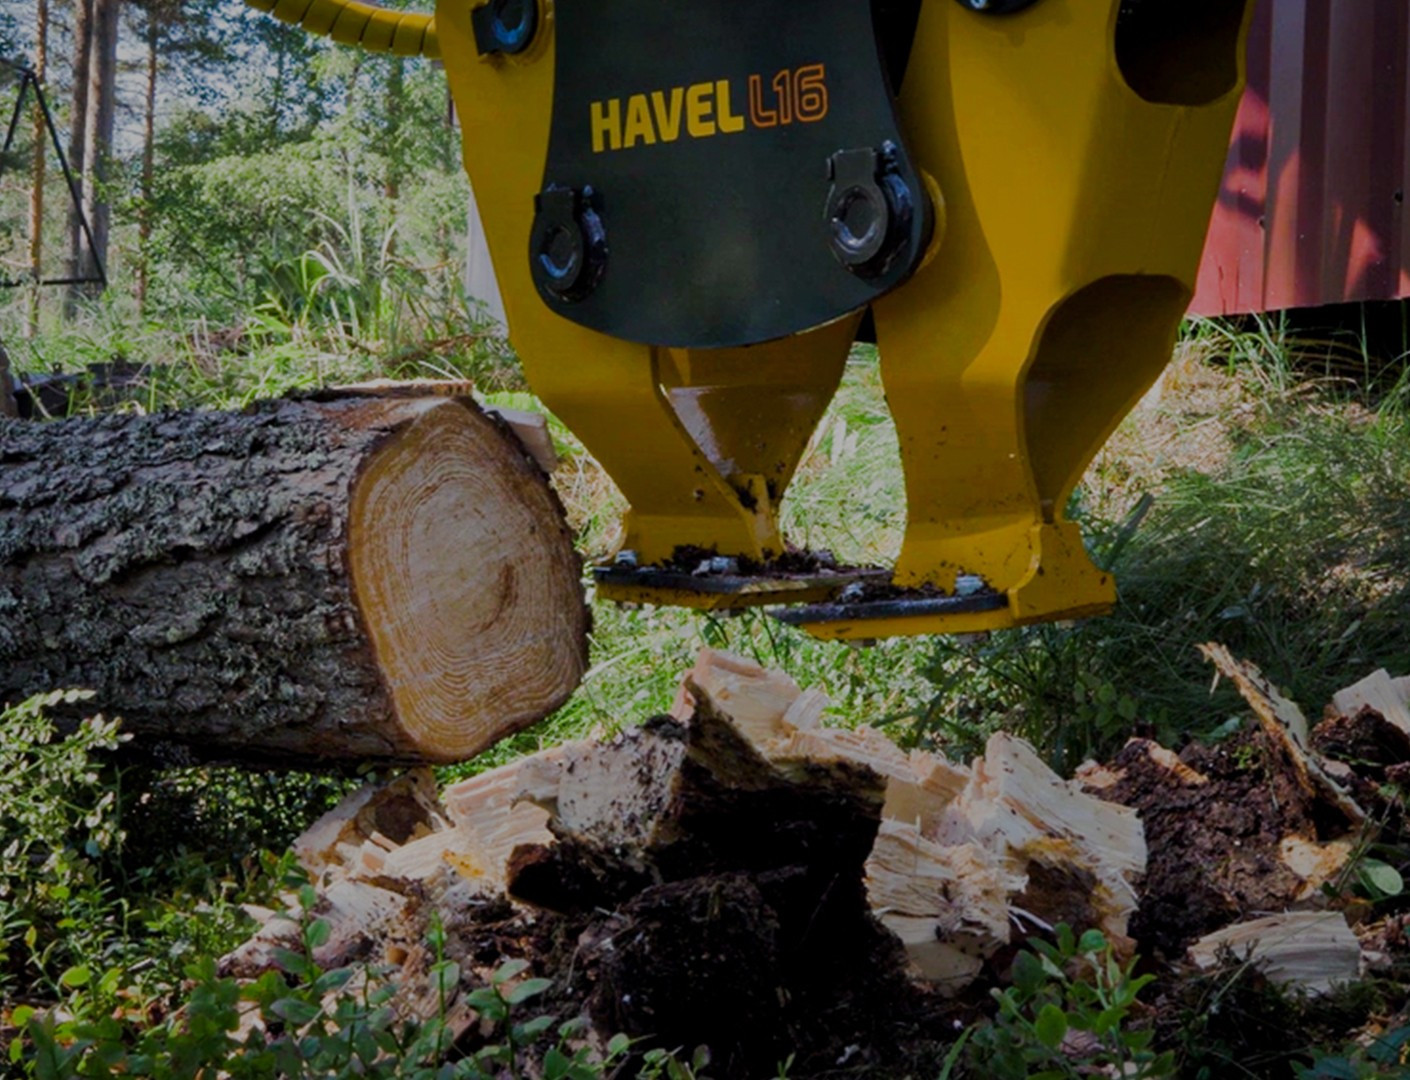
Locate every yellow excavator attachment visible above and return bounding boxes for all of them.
[246,0,1255,639]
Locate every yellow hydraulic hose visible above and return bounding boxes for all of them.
[245,0,439,59]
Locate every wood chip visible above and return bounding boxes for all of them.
[1188,911,1362,994]
[1332,669,1410,736]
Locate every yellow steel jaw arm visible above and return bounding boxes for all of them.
[248,0,1254,638]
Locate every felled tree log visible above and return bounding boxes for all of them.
[0,394,588,766]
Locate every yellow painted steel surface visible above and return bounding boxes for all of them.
[246,0,1254,638]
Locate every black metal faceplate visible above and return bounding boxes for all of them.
[533,0,930,348]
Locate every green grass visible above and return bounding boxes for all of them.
[7,308,1410,1076]
[479,326,1410,776]
[12,312,1409,777]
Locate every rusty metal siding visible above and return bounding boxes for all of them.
[1191,0,1410,316]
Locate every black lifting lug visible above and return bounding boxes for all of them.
[472,0,538,55]
[530,185,608,303]
[824,143,917,280]
[952,0,1042,14]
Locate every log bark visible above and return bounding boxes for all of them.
[0,395,588,766]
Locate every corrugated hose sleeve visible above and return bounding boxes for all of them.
[245,0,439,59]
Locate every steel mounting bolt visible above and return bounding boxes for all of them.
[824,142,917,280]
[472,0,538,55]
[530,185,608,303]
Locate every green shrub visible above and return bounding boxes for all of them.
[15,895,674,1080]
[0,692,127,1002]
[957,925,1173,1080]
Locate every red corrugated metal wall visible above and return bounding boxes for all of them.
[1191,0,1410,316]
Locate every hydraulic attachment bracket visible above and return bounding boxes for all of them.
[250,0,1255,638]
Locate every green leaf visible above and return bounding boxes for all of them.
[58,964,91,988]
[1369,1024,1410,1064]
[515,1014,555,1040]
[542,1046,571,1080]
[492,958,530,985]
[1011,950,1044,994]
[1092,1006,1124,1036]
[271,946,314,979]
[1077,928,1107,955]
[466,986,507,1021]
[1357,858,1404,899]
[304,918,332,949]
[606,1032,631,1057]
[271,997,322,1027]
[505,977,552,1005]
[432,961,462,998]
[1034,1004,1068,1049]
[313,967,356,995]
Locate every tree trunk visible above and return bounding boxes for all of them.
[79,0,119,296]
[65,0,92,316]
[0,394,589,767]
[0,346,16,419]
[137,15,158,315]
[27,0,49,337]
[384,55,403,203]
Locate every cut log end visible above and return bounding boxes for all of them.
[348,398,588,763]
[0,393,587,767]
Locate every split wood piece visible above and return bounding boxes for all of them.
[1200,643,1365,826]
[869,733,1145,990]
[1079,735,1356,958]
[670,647,825,745]
[318,379,559,474]
[1311,707,1410,787]
[662,649,1147,991]
[294,769,447,878]
[0,395,588,766]
[1331,669,1410,736]
[376,753,561,892]
[222,876,427,980]
[1188,911,1362,995]
[867,823,1016,988]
